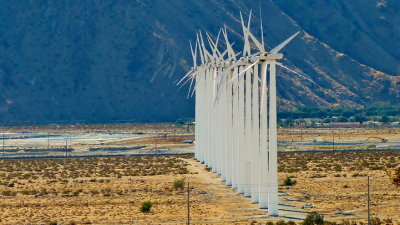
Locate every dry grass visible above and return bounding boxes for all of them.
[278,151,400,223]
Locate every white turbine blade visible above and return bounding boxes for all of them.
[206,32,223,59]
[206,32,216,58]
[245,10,252,56]
[190,84,196,98]
[215,28,221,48]
[177,69,194,86]
[223,26,236,60]
[243,25,265,54]
[221,48,228,59]
[199,31,212,61]
[230,59,259,82]
[214,74,226,105]
[194,40,198,66]
[196,33,204,64]
[259,2,264,48]
[276,62,317,85]
[189,40,197,67]
[270,31,300,54]
[179,71,196,88]
[240,12,251,56]
[187,75,195,98]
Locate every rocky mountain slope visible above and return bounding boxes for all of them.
[0,0,399,124]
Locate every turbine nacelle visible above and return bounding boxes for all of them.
[259,53,283,61]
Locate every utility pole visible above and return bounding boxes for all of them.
[155,138,158,154]
[2,132,4,155]
[332,132,335,151]
[300,127,303,142]
[368,176,371,225]
[47,132,50,148]
[187,182,190,225]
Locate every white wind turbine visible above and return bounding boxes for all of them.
[235,22,300,215]
[178,11,309,217]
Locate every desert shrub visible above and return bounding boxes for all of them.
[140,201,153,213]
[382,218,393,225]
[371,217,381,225]
[1,190,17,196]
[333,164,342,171]
[173,178,185,190]
[266,222,274,225]
[283,177,297,186]
[287,221,296,225]
[302,212,324,225]
[390,167,400,187]
[276,220,287,225]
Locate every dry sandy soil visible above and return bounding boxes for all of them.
[0,152,398,224]
[0,126,398,224]
[0,155,267,224]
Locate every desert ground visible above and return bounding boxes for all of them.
[0,125,398,224]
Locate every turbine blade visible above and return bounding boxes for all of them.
[199,31,212,61]
[276,62,317,85]
[179,71,196,87]
[241,12,251,56]
[215,28,221,48]
[214,73,226,105]
[187,75,195,98]
[196,33,204,64]
[189,40,197,67]
[243,25,265,54]
[259,2,264,48]
[177,69,193,86]
[270,31,300,54]
[190,84,196,98]
[223,25,236,60]
[206,32,224,59]
[194,40,198,66]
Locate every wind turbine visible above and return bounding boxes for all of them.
[236,23,300,215]
[179,11,305,217]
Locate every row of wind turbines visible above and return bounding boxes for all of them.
[179,12,300,216]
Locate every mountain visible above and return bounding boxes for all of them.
[0,0,399,124]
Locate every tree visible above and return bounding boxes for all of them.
[302,212,324,225]
[336,116,348,122]
[354,114,367,123]
[380,115,390,124]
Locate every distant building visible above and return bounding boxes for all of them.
[364,121,382,126]
[303,118,323,123]
[329,122,362,128]
[391,121,400,127]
